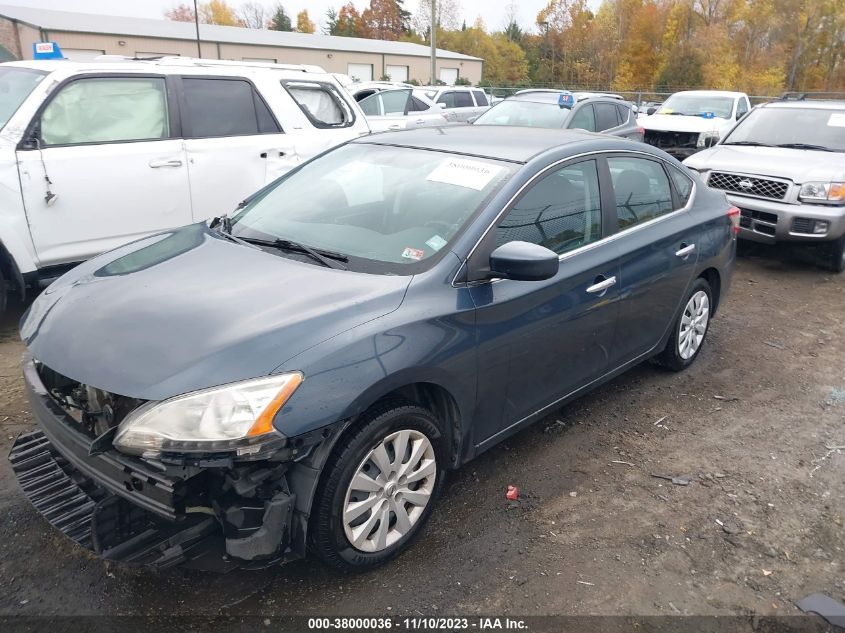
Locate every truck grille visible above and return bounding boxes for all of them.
[644,130,698,150]
[708,172,789,200]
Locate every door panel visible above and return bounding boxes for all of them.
[17,140,192,266]
[606,155,700,365]
[16,74,192,266]
[469,159,619,441]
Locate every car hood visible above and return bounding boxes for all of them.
[641,114,729,134]
[21,224,411,401]
[683,145,845,182]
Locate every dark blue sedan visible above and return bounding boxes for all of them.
[12,127,737,572]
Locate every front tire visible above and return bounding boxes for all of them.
[0,266,7,318]
[309,401,446,571]
[654,277,713,371]
[827,234,845,273]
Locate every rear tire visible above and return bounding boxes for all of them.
[653,277,713,372]
[309,401,446,572]
[0,266,7,318]
[827,234,845,273]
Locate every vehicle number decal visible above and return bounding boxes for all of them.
[425,235,448,251]
[426,158,503,190]
[402,247,425,261]
[827,113,845,127]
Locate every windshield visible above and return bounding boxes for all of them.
[231,143,513,272]
[474,99,571,128]
[723,107,845,152]
[0,66,46,130]
[658,94,734,118]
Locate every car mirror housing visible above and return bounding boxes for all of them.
[489,241,559,281]
[647,106,657,115]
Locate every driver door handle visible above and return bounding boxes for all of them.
[586,275,617,295]
[675,243,696,258]
[149,158,182,168]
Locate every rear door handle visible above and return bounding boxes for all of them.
[586,275,617,295]
[149,158,182,168]
[415,119,425,125]
[675,243,696,258]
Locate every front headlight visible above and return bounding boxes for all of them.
[113,373,303,458]
[697,131,720,148]
[799,182,845,202]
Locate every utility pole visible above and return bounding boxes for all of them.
[430,0,436,85]
[193,0,201,58]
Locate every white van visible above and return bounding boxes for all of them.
[0,57,370,314]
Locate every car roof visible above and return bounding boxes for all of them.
[354,125,607,163]
[670,90,745,98]
[761,100,845,111]
[3,57,331,78]
[510,90,627,105]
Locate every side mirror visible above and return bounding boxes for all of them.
[489,241,558,281]
[646,106,657,116]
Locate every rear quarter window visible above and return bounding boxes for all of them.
[282,80,355,128]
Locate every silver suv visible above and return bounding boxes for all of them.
[684,100,845,272]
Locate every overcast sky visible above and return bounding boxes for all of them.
[4,0,563,33]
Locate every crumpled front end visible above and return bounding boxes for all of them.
[9,356,312,571]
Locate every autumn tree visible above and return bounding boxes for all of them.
[362,0,409,41]
[239,1,266,28]
[269,4,293,31]
[164,3,195,22]
[296,9,316,33]
[198,0,240,26]
[328,3,368,37]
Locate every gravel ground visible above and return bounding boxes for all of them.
[0,242,842,619]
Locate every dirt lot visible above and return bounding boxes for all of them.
[0,243,842,619]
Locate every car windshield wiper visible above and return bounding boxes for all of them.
[723,141,773,147]
[774,143,834,152]
[240,236,349,270]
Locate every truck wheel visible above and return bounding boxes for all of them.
[0,266,7,318]
[653,277,713,372]
[828,234,845,273]
[310,401,446,571]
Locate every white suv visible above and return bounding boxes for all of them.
[0,57,369,315]
[420,86,491,122]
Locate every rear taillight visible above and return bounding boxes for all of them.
[637,127,644,136]
[727,206,740,235]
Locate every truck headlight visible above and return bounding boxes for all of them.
[697,131,720,148]
[799,182,845,202]
[113,373,303,458]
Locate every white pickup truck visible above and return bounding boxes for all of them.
[0,57,370,315]
[641,90,751,160]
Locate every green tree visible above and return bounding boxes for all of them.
[269,3,293,31]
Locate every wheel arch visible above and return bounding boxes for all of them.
[0,240,25,299]
[697,266,722,314]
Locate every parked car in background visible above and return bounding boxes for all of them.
[641,91,751,158]
[474,90,643,141]
[358,88,448,131]
[12,126,736,572]
[346,80,413,102]
[0,57,368,316]
[421,85,491,122]
[684,99,845,272]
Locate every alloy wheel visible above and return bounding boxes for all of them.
[342,429,436,553]
[678,290,710,360]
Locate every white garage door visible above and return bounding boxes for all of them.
[61,48,105,61]
[348,63,373,82]
[439,68,458,85]
[386,65,408,82]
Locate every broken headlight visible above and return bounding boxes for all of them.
[697,131,720,148]
[113,373,303,458]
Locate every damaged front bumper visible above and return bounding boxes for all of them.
[9,358,307,571]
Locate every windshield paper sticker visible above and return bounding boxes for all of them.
[426,158,503,191]
[425,235,448,251]
[827,113,845,127]
[402,247,425,261]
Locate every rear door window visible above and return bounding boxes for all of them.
[472,90,489,106]
[40,76,169,146]
[594,103,620,131]
[669,165,694,205]
[454,91,474,107]
[616,104,630,124]
[608,156,674,230]
[568,104,596,132]
[181,77,280,138]
[283,80,354,128]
